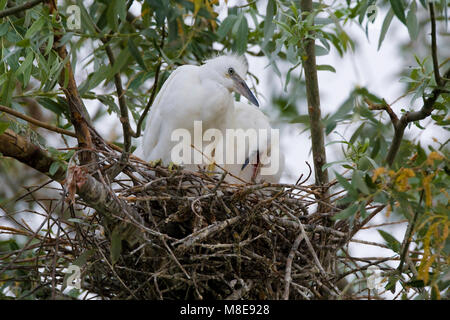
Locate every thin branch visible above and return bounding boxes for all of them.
[0,104,125,154]
[385,68,450,166]
[382,0,449,166]
[398,191,423,273]
[133,26,165,138]
[364,98,398,127]
[0,0,44,18]
[0,104,77,138]
[429,2,441,87]
[46,0,95,164]
[299,0,329,190]
[103,43,134,153]
[283,233,304,300]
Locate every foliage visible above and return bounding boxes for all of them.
[0,0,449,300]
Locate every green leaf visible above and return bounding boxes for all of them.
[406,1,418,40]
[107,0,119,30]
[378,230,401,253]
[264,0,275,40]
[405,279,425,288]
[105,48,130,82]
[25,16,46,39]
[0,121,9,135]
[17,51,34,88]
[217,15,237,40]
[49,162,61,176]
[0,71,16,107]
[0,22,9,37]
[315,45,329,56]
[317,65,336,73]
[37,97,67,117]
[128,38,147,71]
[378,8,394,50]
[389,0,407,25]
[110,228,123,265]
[385,275,398,294]
[352,170,370,195]
[332,203,359,220]
[235,16,248,55]
[335,171,357,198]
[76,0,98,35]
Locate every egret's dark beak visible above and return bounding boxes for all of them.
[232,74,259,107]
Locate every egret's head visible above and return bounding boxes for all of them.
[202,55,259,107]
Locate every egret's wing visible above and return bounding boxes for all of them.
[140,66,190,160]
[140,65,199,162]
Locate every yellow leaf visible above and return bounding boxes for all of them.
[385,203,392,218]
[372,167,385,182]
[423,173,435,207]
[194,0,202,16]
[395,168,415,192]
[426,151,443,166]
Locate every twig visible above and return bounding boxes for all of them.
[283,233,304,299]
[365,98,398,127]
[0,104,77,138]
[429,2,441,87]
[0,0,44,18]
[133,27,166,138]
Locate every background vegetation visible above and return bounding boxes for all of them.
[0,0,448,299]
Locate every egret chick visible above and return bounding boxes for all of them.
[221,101,284,184]
[135,55,259,170]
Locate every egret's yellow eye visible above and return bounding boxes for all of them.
[228,67,235,75]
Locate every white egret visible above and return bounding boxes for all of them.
[134,55,259,169]
[221,101,284,184]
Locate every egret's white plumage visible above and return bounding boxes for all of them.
[135,55,259,168]
[221,101,284,184]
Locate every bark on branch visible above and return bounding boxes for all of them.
[0,129,137,224]
[299,0,329,190]
[0,0,45,19]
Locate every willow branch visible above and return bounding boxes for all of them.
[133,29,165,139]
[0,0,44,18]
[103,43,134,153]
[0,104,125,153]
[429,2,441,87]
[0,104,77,138]
[0,129,138,220]
[385,68,450,166]
[46,0,95,164]
[0,129,66,181]
[299,0,329,190]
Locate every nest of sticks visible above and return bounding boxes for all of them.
[1,149,384,300]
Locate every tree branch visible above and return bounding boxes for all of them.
[0,0,44,19]
[0,129,66,181]
[0,104,77,138]
[299,0,329,189]
[0,104,126,154]
[364,98,398,127]
[385,68,450,166]
[429,2,441,87]
[134,28,165,138]
[0,129,139,226]
[46,0,96,164]
[103,42,134,153]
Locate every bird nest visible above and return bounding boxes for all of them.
[1,150,363,300]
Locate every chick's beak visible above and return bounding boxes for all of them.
[232,74,259,107]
